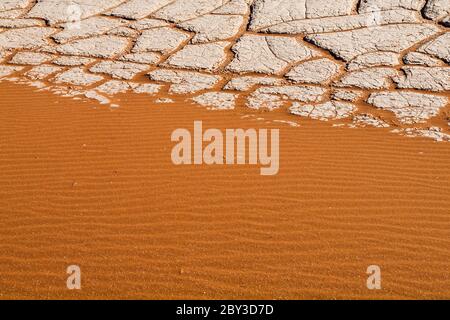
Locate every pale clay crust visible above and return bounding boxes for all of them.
[0,0,449,141]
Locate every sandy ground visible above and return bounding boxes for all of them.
[1,81,450,300]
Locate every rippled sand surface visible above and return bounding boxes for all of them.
[1,82,450,299]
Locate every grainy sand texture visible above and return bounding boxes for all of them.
[0,0,450,300]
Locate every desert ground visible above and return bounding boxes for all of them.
[0,0,450,299]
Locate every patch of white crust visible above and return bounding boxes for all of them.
[290,101,356,121]
[306,24,440,61]
[164,41,230,72]
[132,27,190,54]
[335,67,399,89]
[10,52,52,65]
[286,58,341,84]
[53,67,104,86]
[0,65,23,78]
[89,61,149,80]
[56,36,130,58]
[226,35,320,75]
[193,92,237,110]
[26,65,63,80]
[148,69,221,94]
[0,0,449,142]
[367,91,448,124]
[393,66,450,92]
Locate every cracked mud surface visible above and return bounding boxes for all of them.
[0,0,449,141]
